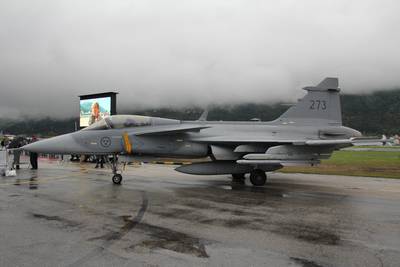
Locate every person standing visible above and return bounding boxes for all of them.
[13,144,22,170]
[29,137,38,170]
[13,149,21,169]
[30,152,38,170]
[9,137,23,170]
[1,137,9,149]
[95,155,104,168]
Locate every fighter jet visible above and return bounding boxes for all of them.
[23,77,368,186]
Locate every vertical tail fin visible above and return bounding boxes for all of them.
[197,109,209,121]
[276,77,342,125]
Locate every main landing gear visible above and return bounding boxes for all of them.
[231,173,246,184]
[109,154,123,185]
[249,169,267,186]
[231,169,267,186]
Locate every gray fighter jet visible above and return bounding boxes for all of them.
[23,78,367,186]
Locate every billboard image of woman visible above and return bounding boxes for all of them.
[80,97,111,127]
[88,102,101,125]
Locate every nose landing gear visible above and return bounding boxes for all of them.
[109,154,123,185]
[112,174,122,184]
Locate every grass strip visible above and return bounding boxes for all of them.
[280,150,400,179]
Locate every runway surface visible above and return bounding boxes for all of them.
[0,159,399,267]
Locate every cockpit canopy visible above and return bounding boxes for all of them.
[82,115,179,131]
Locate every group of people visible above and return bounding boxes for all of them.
[0,136,38,170]
[2,135,105,171]
[382,134,400,146]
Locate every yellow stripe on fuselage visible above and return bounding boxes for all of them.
[122,132,132,154]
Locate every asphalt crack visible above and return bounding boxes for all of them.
[31,213,81,228]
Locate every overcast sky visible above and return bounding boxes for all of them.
[0,0,399,118]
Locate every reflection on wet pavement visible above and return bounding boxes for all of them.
[0,161,399,267]
[29,177,38,190]
[128,223,209,258]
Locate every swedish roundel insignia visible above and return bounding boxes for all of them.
[100,137,112,147]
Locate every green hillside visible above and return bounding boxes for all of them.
[1,89,399,136]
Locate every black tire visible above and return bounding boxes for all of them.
[250,170,266,186]
[112,174,122,185]
[232,173,245,179]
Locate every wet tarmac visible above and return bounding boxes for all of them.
[1,159,399,267]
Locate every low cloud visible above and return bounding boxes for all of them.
[0,0,399,118]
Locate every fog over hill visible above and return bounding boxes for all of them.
[1,1,400,118]
[1,89,399,136]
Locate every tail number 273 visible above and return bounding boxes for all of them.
[309,100,327,110]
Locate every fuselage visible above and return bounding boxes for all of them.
[20,77,361,185]
[22,115,361,159]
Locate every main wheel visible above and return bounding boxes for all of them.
[250,170,266,186]
[112,174,122,185]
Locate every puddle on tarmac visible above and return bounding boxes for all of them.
[274,223,340,246]
[175,186,285,207]
[29,178,38,190]
[128,223,209,258]
[291,257,325,267]
[199,218,250,228]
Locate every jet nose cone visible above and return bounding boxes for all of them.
[22,142,39,153]
[22,134,79,154]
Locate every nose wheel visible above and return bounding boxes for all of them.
[109,154,123,185]
[112,174,122,184]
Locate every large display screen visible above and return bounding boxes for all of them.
[80,96,111,127]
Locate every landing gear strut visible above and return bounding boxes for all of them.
[110,154,122,185]
[249,169,266,186]
[231,173,246,184]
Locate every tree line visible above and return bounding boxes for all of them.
[1,89,399,136]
